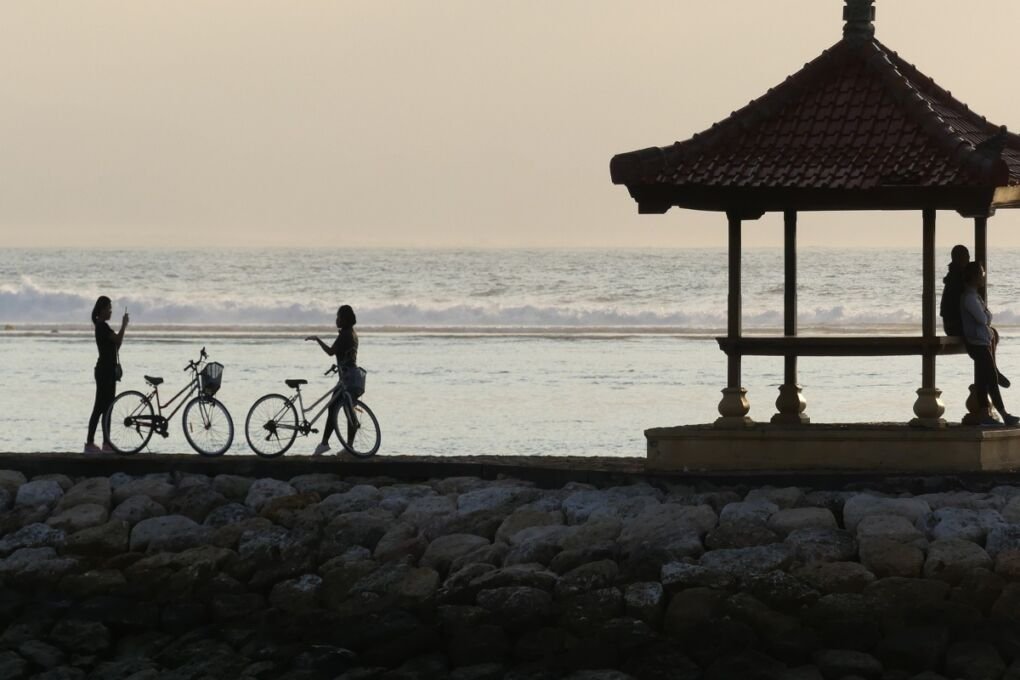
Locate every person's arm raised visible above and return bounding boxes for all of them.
[304,336,335,355]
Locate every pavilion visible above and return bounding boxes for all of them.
[611,0,1020,470]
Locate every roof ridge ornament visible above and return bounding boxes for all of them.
[843,0,876,43]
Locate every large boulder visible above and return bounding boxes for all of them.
[792,561,876,594]
[785,528,857,563]
[745,487,804,509]
[699,544,794,577]
[111,478,175,507]
[244,478,297,513]
[212,474,255,501]
[57,478,112,511]
[923,539,992,584]
[319,485,382,516]
[46,504,109,534]
[719,500,778,527]
[855,514,927,548]
[15,480,64,508]
[858,538,924,578]
[421,534,491,576]
[290,473,351,498]
[0,523,65,556]
[617,503,716,558]
[842,494,930,533]
[110,495,166,526]
[167,485,228,523]
[64,521,130,557]
[130,515,208,552]
[0,547,78,583]
[495,509,563,544]
[920,508,1004,544]
[767,508,837,536]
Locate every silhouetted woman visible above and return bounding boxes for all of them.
[961,263,1019,427]
[306,304,358,455]
[86,296,129,453]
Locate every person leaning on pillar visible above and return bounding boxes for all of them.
[961,262,1019,427]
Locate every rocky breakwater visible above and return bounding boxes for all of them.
[4,472,1020,679]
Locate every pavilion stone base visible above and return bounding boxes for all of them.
[646,423,1020,472]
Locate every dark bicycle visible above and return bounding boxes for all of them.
[105,347,234,456]
[245,364,380,458]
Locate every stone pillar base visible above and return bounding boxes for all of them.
[910,387,946,428]
[771,383,809,425]
[962,384,993,425]
[715,387,753,429]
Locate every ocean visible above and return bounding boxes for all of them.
[3,247,1020,456]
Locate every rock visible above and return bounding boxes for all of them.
[449,542,510,573]
[699,544,794,577]
[561,517,623,550]
[842,495,930,533]
[858,538,924,578]
[986,525,1020,559]
[855,515,927,548]
[15,479,64,507]
[17,640,64,669]
[320,508,394,557]
[457,486,540,515]
[921,508,1004,544]
[661,561,734,591]
[746,487,805,509]
[48,619,111,653]
[785,528,858,563]
[373,522,428,563]
[213,474,255,501]
[166,484,228,522]
[64,520,130,557]
[348,561,440,609]
[469,564,559,593]
[0,547,78,583]
[624,582,664,625]
[111,479,175,507]
[476,586,552,629]
[812,649,882,679]
[663,587,727,637]
[0,487,11,512]
[400,495,458,534]
[944,640,1006,680]
[57,478,112,511]
[290,473,350,497]
[744,571,820,610]
[0,523,65,556]
[244,478,297,512]
[705,523,782,550]
[0,469,27,493]
[319,485,382,515]
[46,504,109,533]
[617,503,716,557]
[204,502,255,527]
[504,525,573,566]
[923,539,992,584]
[437,563,498,605]
[110,495,166,525]
[129,515,208,552]
[995,550,1020,580]
[793,562,876,594]
[768,508,837,536]
[269,574,322,614]
[555,560,618,598]
[720,500,778,526]
[420,534,490,576]
[59,569,127,597]
[495,509,563,544]
[549,541,620,574]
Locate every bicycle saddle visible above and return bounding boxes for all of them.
[145,375,164,386]
[285,379,308,388]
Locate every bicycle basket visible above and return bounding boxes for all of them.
[343,366,367,398]
[200,362,224,396]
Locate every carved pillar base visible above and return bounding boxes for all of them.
[771,383,809,425]
[962,384,993,425]
[715,387,753,428]
[910,387,946,428]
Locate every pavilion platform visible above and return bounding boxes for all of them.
[646,423,1020,473]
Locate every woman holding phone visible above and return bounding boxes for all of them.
[85,296,128,453]
[305,304,358,455]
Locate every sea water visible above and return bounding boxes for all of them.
[3,248,1020,456]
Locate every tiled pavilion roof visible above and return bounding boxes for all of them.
[610,3,1020,216]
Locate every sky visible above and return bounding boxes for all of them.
[3,0,1020,250]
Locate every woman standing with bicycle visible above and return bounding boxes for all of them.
[85,296,128,453]
[306,304,358,455]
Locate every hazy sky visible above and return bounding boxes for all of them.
[4,1,1020,249]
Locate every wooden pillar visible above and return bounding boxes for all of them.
[716,213,752,427]
[773,210,808,424]
[912,208,946,427]
[964,216,992,423]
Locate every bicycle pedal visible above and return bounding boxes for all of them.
[310,428,319,434]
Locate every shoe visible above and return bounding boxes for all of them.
[1000,372,1012,389]
[101,442,115,453]
[313,443,330,456]
[978,415,1003,427]
[1005,414,1020,427]
[83,443,102,454]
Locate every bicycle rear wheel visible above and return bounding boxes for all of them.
[245,394,299,458]
[334,395,381,458]
[105,390,155,455]
[183,396,234,456]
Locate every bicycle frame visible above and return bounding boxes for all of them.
[287,381,346,435]
[147,375,200,424]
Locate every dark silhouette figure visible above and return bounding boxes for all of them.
[940,244,969,336]
[306,305,359,455]
[961,263,1018,427]
[86,296,129,453]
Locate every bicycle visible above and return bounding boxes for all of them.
[245,364,381,458]
[104,347,235,456]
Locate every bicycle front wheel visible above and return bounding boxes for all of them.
[334,395,381,458]
[105,390,155,455]
[245,394,299,458]
[182,396,234,456]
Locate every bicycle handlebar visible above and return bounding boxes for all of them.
[184,348,209,372]
[324,365,338,376]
